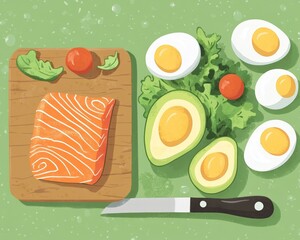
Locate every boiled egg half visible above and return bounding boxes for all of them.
[231,19,290,65]
[255,69,298,110]
[244,120,296,172]
[146,32,201,80]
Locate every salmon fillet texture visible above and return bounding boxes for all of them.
[29,92,116,185]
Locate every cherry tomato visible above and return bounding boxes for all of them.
[66,48,93,74]
[219,74,244,100]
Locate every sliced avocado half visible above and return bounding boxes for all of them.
[145,90,206,166]
[189,137,237,193]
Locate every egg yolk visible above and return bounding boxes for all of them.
[159,106,192,147]
[154,45,182,73]
[260,127,290,156]
[201,152,228,181]
[276,75,296,98]
[252,27,280,56]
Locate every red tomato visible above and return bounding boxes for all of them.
[219,74,244,100]
[66,48,93,74]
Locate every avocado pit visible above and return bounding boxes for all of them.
[159,106,192,147]
[201,152,228,181]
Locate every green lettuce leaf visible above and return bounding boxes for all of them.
[138,75,174,118]
[138,27,257,138]
[195,27,221,78]
[224,101,256,130]
[196,83,226,135]
[97,51,119,70]
[16,50,64,81]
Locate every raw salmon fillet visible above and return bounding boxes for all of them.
[29,92,115,185]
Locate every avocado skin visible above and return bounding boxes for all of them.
[145,90,206,166]
[189,137,237,194]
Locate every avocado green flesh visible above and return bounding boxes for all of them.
[144,90,206,166]
[189,137,237,194]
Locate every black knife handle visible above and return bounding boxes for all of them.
[190,196,274,218]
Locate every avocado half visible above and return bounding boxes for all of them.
[189,137,237,194]
[144,90,206,166]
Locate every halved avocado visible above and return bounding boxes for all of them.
[145,90,206,166]
[189,137,237,193]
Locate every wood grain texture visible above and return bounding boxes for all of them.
[9,48,132,202]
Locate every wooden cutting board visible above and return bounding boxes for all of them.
[9,48,132,202]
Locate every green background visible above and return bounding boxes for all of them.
[1,0,300,239]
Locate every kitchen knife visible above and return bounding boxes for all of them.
[102,196,274,218]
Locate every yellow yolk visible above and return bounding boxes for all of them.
[159,106,192,147]
[276,75,296,98]
[260,127,290,156]
[252,27,280,56]
[201,152,228,181]
[154,45,182,73]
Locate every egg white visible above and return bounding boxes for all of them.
[244,120,296,172]
[231,19,290,65]
[255,69,298,110]
[145,32,201,80]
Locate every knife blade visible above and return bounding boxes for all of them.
[102,196,274,218]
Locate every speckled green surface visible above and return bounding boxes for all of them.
[1,0,300,239]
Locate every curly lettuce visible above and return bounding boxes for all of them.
[138,27,256,138]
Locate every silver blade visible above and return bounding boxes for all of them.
[102,198,190,214]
